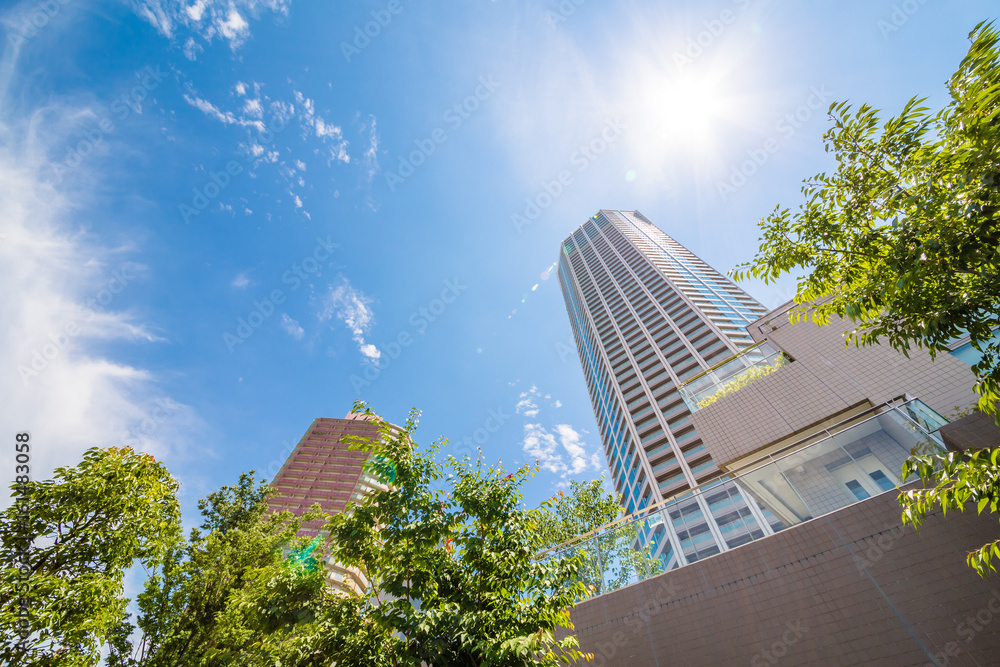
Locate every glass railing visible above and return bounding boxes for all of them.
[678,341,791,412]
[538,398,947,602]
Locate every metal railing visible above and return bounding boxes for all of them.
[678,340,791,412]
[538,398,948,601]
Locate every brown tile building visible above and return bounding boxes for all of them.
[268,412,391,593]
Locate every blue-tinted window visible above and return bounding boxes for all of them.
[845,480,870,501]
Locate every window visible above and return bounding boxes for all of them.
[844,480,871,501]
[868,470,895,493]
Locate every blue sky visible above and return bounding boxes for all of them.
[1,0,996,516]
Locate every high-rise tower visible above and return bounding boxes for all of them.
[558,210,780,567]
[269,412,392,593]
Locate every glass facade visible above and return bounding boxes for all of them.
[542,399,948,600]
[558,210,772,568]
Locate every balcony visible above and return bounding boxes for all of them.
[678,340,790,412]
[538,398,948,601]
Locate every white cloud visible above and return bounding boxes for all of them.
[243,98,263,118]
[180,83,354,182]
[185,0,207,21]
[216,7,250,47]
[515,384,541,418]
[182,92,264,130]
[0,85,204,505]
[131,0,292,55]
[552,400,562,408]
[318,279,380,360]
[522,423,601,480]
[231,271,251,289]
[294,90,350,164]
[362,115,379,182]
[280,313,304,340]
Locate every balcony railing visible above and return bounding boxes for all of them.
[678,340,791,412]
[537,398,948,602]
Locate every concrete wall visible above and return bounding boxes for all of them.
[691,310,979,468]
[570,488,1000,666]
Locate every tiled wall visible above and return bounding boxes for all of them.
[570,489,1000,666]
[692,311,980,468]
[940,411,1000,451]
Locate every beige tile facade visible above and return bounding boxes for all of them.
[692,306,980,468]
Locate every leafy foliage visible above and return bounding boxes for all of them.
[696,355,789,409]
[900,449,1000,576]
[2,407,593,666]
[109,472,331,667]
[0,447,181,666]
[310,402,592,666]
[536,479,660,596]
[731,21,1000,419]
[731,21,1000,576]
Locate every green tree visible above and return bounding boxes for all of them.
[300,403,591,666]
[108,472,331,667]
[0,447,181,666]
[732,21,1000,575]
[536,479,660,596]
[900,450,1000,577]
[3,407,593,666]
[732,21,1000,418]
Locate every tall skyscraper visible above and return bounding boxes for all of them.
[558,209,780,568]
[269,412,392,593]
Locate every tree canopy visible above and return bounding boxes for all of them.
[732,20,1000,418]
[0,447,181,666]
[732,21,1000,576]
[1,405,593,666]
[313,404,590,666]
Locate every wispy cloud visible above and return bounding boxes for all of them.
[231,271,252,289]
[182,92,265,129]
[131,0,292,55]
[0,60,204,499]
[280,313,304,340]
[294,90,350,164]
[521,423,601,480]
[362,114,379,182]
[318,278,380,360]
[516,384,541,418]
